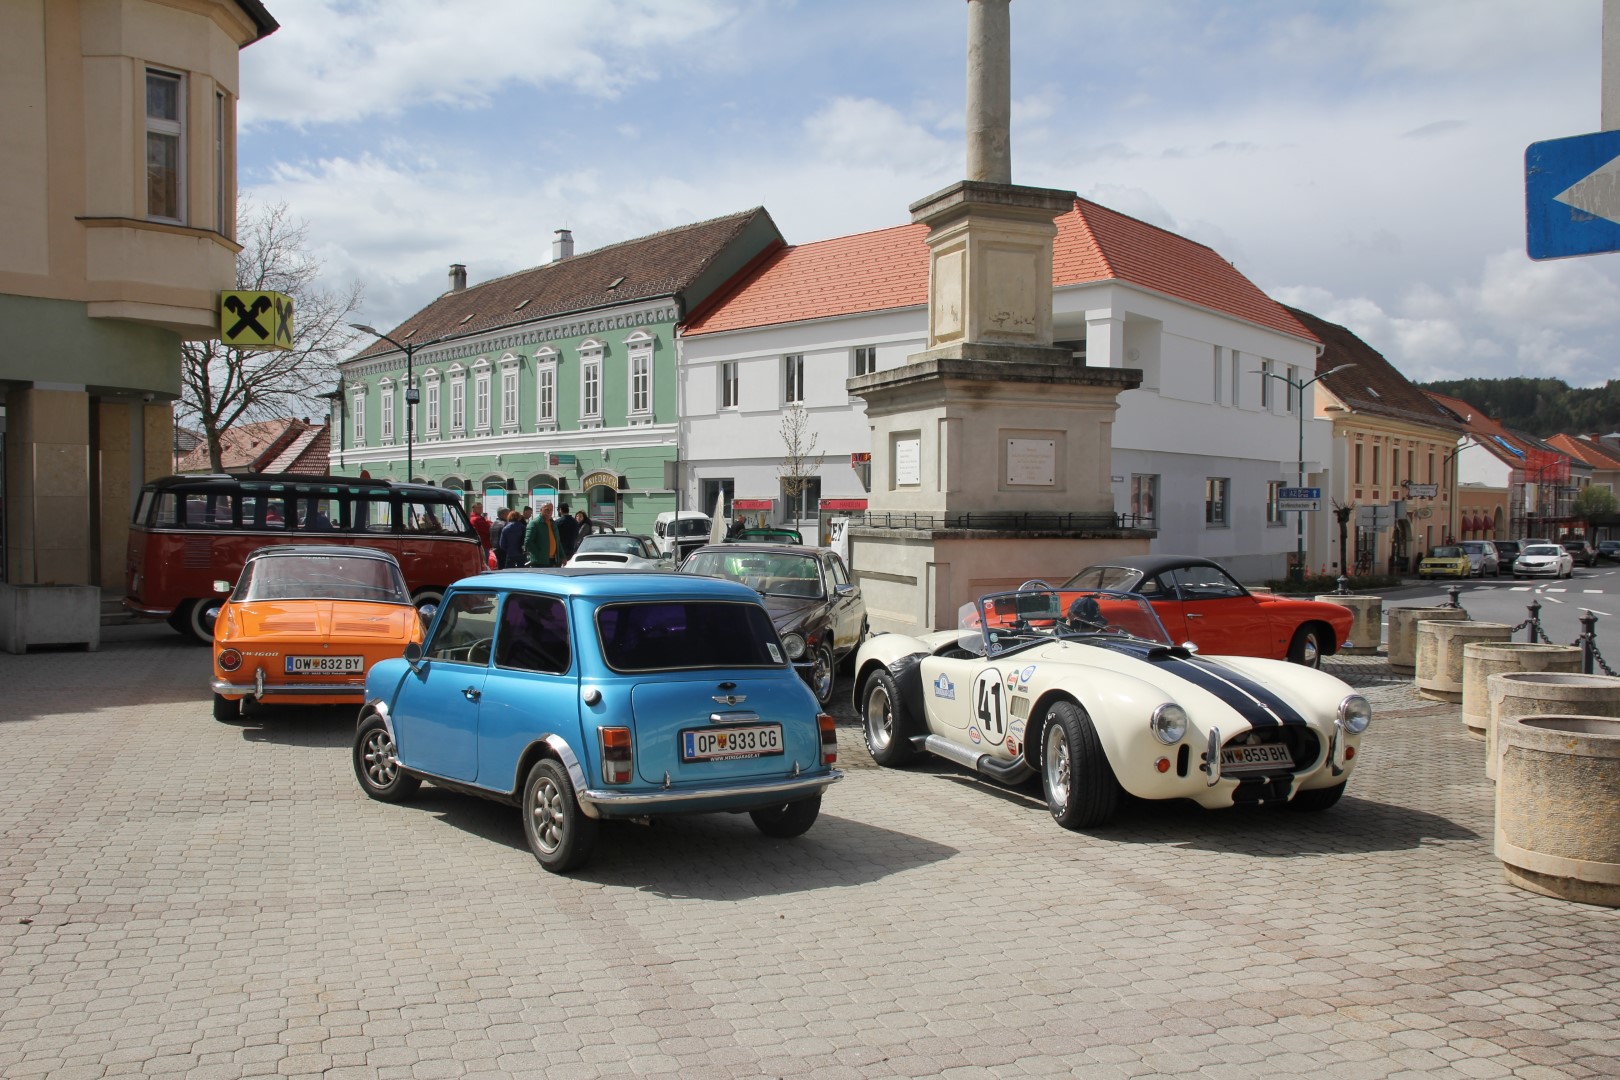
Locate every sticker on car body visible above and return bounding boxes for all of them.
[973,669,1008,745]
[933,673,956,700]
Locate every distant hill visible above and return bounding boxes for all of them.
[1418,377,1620,438]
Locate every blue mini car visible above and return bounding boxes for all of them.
[352,568,842,872]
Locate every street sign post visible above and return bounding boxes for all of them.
[1525,128,1620,260]
[1278,486,1320,512]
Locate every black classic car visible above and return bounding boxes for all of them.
[680,544,866,705]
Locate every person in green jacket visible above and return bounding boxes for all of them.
[525,502,564,568]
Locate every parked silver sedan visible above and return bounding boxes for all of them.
[1514,543,1575,579]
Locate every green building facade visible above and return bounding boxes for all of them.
[330,209,783,535]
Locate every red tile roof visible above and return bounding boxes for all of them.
[1285,307,1462,433]
[1548,433,1620,471]
[176,418,315,474]
[684,198,1314,342]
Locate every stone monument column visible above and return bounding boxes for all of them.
[848,0,1151,635]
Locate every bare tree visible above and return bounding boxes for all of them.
[178,198,363,471]
[776,405,825,522]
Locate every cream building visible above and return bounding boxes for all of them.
[0,0,276,587]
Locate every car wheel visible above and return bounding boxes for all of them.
[809,642,836,706]
[1290,782,1347,812]
[860,668,920,767]
[521,758,597,874]
[212,693,238,723]
[1287,625,1324,668]
[749,794,822,839]
[411,587,444,613]
[1041,701,1119,830]
[353,715,421,803]
[184,598,222,645]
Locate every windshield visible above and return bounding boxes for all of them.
[1430,546,1463,558]
[233,553,410,604]
[959,588,1174,657]
[682,550,824,599]
[1524,545,1563,556]
[1059,565,1143,591]
[674,518,711,537]
[1459,542,1487,554]
[576,535,646,557]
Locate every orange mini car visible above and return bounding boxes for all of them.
[210,545,426,721]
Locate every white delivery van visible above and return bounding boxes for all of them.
[652,510,713,565]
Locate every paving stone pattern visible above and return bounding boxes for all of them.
[2,625,1618,1079]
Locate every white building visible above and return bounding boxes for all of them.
[678,200,1327,582]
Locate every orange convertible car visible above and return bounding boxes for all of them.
[211,545,426,721]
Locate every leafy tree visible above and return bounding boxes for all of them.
[1573,484,1619,531]
[1421,377,1620,437]
[777,405,826,524]
[178,199,363,471]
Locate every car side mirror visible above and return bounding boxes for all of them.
[835,583,858,597]
[1180,641,1199,654]
[212,579,232,594]
[404,640,424,673]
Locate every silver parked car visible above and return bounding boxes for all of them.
[1457,540,1501,577]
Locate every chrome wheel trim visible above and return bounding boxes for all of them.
[362,728,399,788]
[1301,632,1320,667]
[1044,722,1071,806]
[864,680,893,752]
[529,773,566,855]
[812,645,835,702]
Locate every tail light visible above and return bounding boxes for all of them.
[599,726,632,784]
[217,649,243,672]
[818,713,838,765]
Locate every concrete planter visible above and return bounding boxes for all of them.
[1487,671,1620,780]
[1314,594,1381,654]
[1415,621,1514,702]
[0,582,101,654]
[1386,606,1469,675]
[1496,714,1620,907]
[1461,643,1583,739]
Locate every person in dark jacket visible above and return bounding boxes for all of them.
[524,502,565,568]
[498,508,527,568]
[556,502,579,559]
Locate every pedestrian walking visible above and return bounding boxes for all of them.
[575,510,592,543]
[469,501,491,553]
[524,502,565,568]
[490,509,510,568]
[556,502,578,559]
[498,508,527,568]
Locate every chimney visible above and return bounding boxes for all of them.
[448,263,467,292]
[553,229,574,262]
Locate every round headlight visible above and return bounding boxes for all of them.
[780,632,806,660]
[217,649,243,672]
[1150,702,1188,745]
[1339,694,1372,734]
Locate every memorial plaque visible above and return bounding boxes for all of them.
[1006,438,1055,486]
[895,437,921,486]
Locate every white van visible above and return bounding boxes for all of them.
[652,510,713,564]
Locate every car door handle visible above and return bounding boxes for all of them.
[462,686,481,702]
[1186,613,1204,618]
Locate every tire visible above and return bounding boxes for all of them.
[860,668,920,767]
[749,794,822,839]
[353,715,421,803]
[521,758,597,874]
[412,587,445,613]
[1041,701,1119,830]
[184,599,222,645]
[1290,782,1347,812]
[808,642,836,706]
[1287,625,1325,668]
[212,693,238,723]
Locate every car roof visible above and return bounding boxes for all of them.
[686,543,824,556]
[1082,555,1232,578]
[245,544,398,562]
[462,566,760,600]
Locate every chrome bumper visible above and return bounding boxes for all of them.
[212,679,366,698]
[123,598,170,618]
[580,770,842,813]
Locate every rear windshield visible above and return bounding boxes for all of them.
[234,553,411,604]
[596,600,783,672]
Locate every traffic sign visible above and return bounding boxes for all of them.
[1278,486,1320,512]
[1525,129,1620,260]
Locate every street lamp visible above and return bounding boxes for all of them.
[1260,362,1356,583]
[349,323,435,482]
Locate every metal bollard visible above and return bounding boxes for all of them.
[1445,585,1462,609]
[1581,610,1599,675]
[1336,574,1350,596]
[1526,600,1542,644]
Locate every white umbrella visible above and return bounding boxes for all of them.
[708,490,728,545]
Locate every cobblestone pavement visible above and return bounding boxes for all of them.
[3,626,1618,1079]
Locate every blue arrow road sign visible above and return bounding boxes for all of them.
[1526,129,1620,260]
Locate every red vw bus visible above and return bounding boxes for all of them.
[125,474,484,642]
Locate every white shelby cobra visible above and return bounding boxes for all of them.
[852,586,1372,829]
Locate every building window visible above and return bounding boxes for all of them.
[1372,440,1381,485]
[501,366,519,430]
[701,478,735,519]
[214,91,228,234]
[1267,481,1286,525]
[450,369,466,434]
[351,389,366,446]
[536,359,556,427]
[854,346,877,378]
[582,357,601,421]
[475,366,491,432]
[1354,442,1364,484]
[784,354,805,404]
[424,375,440,437]
[1259,360,1273,409]
[1427,449,1435,484]
[1407,449,1415,486]
[380,382,395,444]
[145,70,184,222]
[1230,350,1241,406]
[721,362,739,409]
[1205,477,1229,526]
[629,350,651,417]
[1131,474,1158,527]
[1212,346,1223,404]
[780,475,821,525]
[1285,365,1298,414]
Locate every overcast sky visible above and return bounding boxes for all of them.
[239,0,1617,387]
